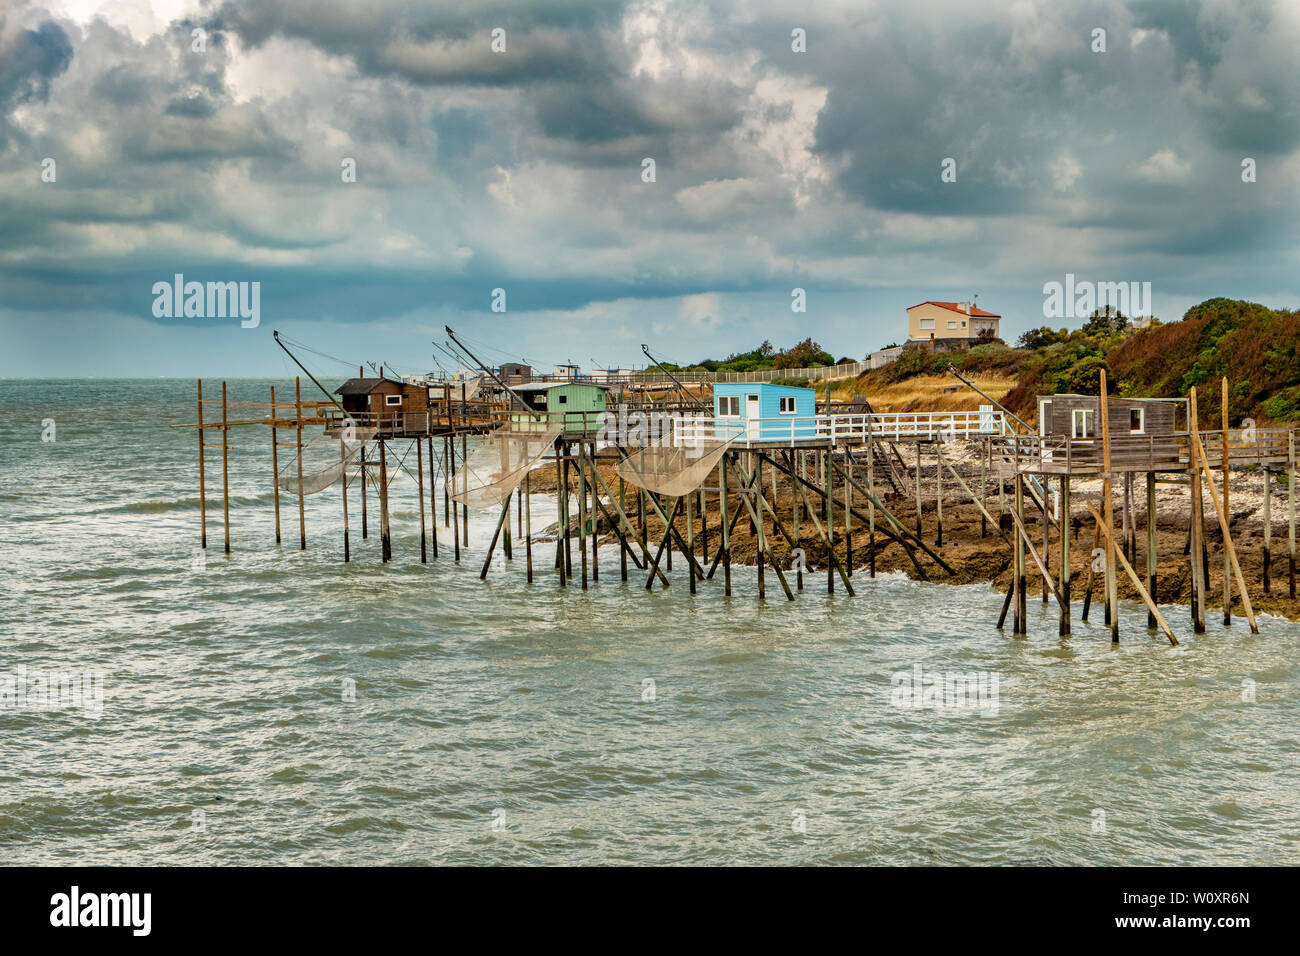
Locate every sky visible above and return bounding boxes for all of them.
[1,0,1297,378]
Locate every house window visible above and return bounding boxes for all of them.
[779,396,797,414]
[385,394,402,407]
[1072,408,1096,439]
[558,394,567,404]
[1130,408,1144,433]
[947,320,958,330]
[920,318,936,330]
[718,396,740,417]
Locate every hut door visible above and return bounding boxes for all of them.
[745,394,761,441]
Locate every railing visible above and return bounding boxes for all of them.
[993,427,1298,474]
[323,404,501,434]
[670,410,1011,447]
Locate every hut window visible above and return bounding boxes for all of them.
[1129,408,1144,433]
[1071,408,1095,439]
[385,394,402,407]
[718,396,740,417]
[557,394,567,404]
[779,396,797,414]
[920,318,935,330]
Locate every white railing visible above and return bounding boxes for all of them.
[670,410,1011,447]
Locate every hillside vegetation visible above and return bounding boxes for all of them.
[848,298,1300,428]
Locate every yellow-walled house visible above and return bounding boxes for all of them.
[906,301,1001,343]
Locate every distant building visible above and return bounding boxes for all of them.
[499,363,532,385]
[906,301,1001,344]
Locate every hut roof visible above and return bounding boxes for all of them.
[335,378,391,395]
[513,382,609,392]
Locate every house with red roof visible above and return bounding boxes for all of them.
[906,301,1001,344]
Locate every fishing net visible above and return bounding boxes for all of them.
[278,424,377,496]
[450,423,562,510]
[615,435,739,497]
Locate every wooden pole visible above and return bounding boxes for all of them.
[1262,463,1272,594]
[1059,476,1071,636]
[866,428,876,577]
[1146,472,1157,628]
[525,470,533,583]
[360,443,368,539]
[824,449,835,595]
[720,454,732,596]
[914,443,923,537]
[934,442,943,547]
[1100,372,1118,642]
[270,385,281,545]
[1081,517,1100,622]
[1188,389,1207,633]
[294,378,306,551]
[1041,480,1050,605]
[844,450,853,574]
[620,473,629,582]
[1013,474,1025,634]
[578,447,589,590]
[416,439,427,563]
[428,437,438,558]
[339,424,351,562]
[196,379,206,546]
[1190,415,1258,632]
[1223,377,1232,623]
[479,495,510,579]
[1087,504,1179,645]
[461,384,469,548]
[378,438,391,562]
[221,381,231,555]
[686,470,697,595]
[442,434,450,529]
[588,445,598,583]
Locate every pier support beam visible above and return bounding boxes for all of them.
[417,439,427,563]
[1146,473,1157,628]
[428,437,438,559]
[197,380,207,550]
[1059,477,1071,636]
[378,438,391,562]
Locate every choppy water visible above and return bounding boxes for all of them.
[1,379,1297,865]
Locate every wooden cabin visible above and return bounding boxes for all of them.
[499,363,532,385]
[509,382,609,433]
[334,378,430,435]
[1036,394,1187,470]
[713,382,818,443]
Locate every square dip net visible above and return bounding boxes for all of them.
[449,423,563,510]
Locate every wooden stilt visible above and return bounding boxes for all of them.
[360,444,368,539]
[980,440,988,539]
[1087,503,1179,645]
[934,442,943,547]
[442,435,450,529]
[1223,378,1232,623]
[460,396,469,548]
[1013,474,1025,635]
[588,445,597,583]
[479,495,510,579]
[1059,476,1071,636]
[844,450,854,575]
[555,446,565,585]
[686,474,696,595]
[416,439,427,563]
[578,446,589,591]
[378,438,391,562]
[914,443,923,537]
[1081,518,1100,622]
[1189,410,1258,633]
[1041,481,1050,605]
[1262,464,1272,594]
[866,427,876,577]
[450,438,460,563]
[1188,390,1207,633]
[825,449,835,595]
[720,454,732,596]
[1100,372,1118,642]
[197,380,207,550]
[294,379,305,551]
[620,474,629,582]
[221,381,231,555]
[1146,472,1157,628]
[525,470,533,584]
[428,437,438,558]
[270,385,281,545]
[340,426,350,563]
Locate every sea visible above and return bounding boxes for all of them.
[1,379,1296,865]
